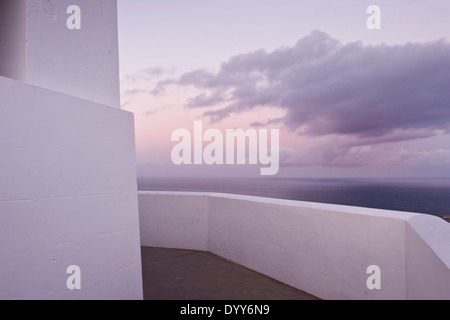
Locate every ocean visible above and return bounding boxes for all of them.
[137,177,450,219]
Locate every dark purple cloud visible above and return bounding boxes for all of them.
[158,30,450,144]
[126,66,167,82]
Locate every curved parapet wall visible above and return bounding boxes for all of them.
[138,191,450,300]
[405,215,450,299]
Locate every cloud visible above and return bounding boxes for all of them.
[279,132,450,171]
[142,30,450,172]
[121,67,177,98]
[163,30,450,144]
[391,148,450,167]
[279,136,376,169]
[250,117,284,128]
[122,89,147,96]
[120,100,132,109]
[125,66,167,82]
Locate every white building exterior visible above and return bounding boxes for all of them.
[0,0,142,300]
[0,0,120,107]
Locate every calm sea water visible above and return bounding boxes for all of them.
[138,177,450,218]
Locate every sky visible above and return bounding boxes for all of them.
[117,0,450,178]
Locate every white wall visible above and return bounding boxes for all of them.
[0,0,27,81]
[0,76,143,300]
[405,215,450,299]
[139,193,209,251]
[0,0,120,107]
[138,191,450,300]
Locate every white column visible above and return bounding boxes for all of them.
[0,0,120,108]
[0,0,27,81]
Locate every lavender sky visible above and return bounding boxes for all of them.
[117,0,450,178]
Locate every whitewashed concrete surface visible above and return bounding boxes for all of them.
[0,76,143,300]
[0,0,120,108]
[139,193,209,252]
[405,215,450,299]
[138,191,450,300]
[0,0,27,81]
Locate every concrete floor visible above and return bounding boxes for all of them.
[141,247,319,300]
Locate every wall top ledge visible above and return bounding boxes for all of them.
[0,75,131,117]
[407,214,450,269]
[138,191,420,220]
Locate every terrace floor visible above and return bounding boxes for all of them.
[141,246,319,300]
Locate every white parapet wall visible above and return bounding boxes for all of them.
[138,191,450,300]
[0,0,27,81]
[0,76,143,300]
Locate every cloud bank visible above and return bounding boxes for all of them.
[143,30,450,173]
[160,30,450,142]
